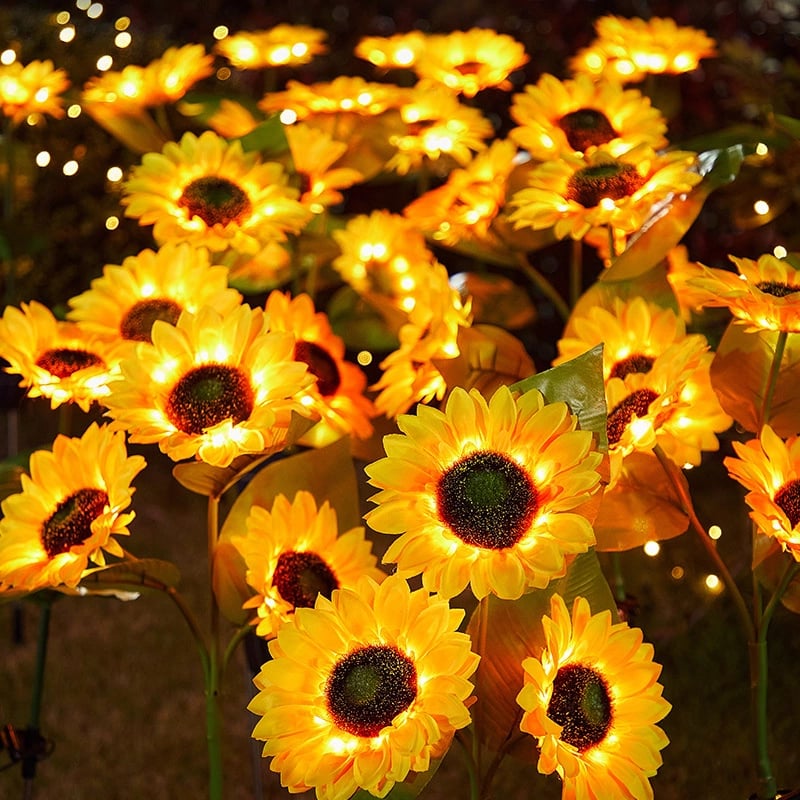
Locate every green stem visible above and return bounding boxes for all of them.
[206,494,223,800]
[455,730,480,800]
[3,117,17,306]
[750,639,776,800]
[515,252,571,324]
[222,624,253,675]
[758,330,788,430]
[569,238,583,308]
[610,552,626,604]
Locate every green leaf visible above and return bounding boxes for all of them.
[80,558,181,592]
[326,285,401,353]
[774,113,800,140]
[236,115,289,156]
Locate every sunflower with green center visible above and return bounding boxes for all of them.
[365,385,603,599]
[517,594,670,800]
[570,15,716,83]
[67,242,242,352]
[355,32,427,71]
[0,301,120,412]
[232,491,385,639]
[103,304,313,467]
[264,290,375,444]
[0,423,145,593]
[411,28,529,98]
[215,25,328,69]
[686,252,800,333]
[725,425,800,562]
[121,130,310,255]
[509,143,701,241]
[509,73,667,162]
[0,59,69,124]
[249,573,478,800]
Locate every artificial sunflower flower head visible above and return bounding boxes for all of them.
[666,245,711,322]
[570,15,717,83]
[103,303,314,467]
[509,143,701,241]
[142,44,214,105]
[121,130,310,255]
[517,593,670,800]
[509,73,667,162]
[0,59,70,125]
[0,301,121,412]
[355,31,427,71]
[411,28,529,98]
[386,83,494,176]
[725,425,800,562]
[67,241,242,352]
[686,252,800,333]
[215,25,328,70]
[366,385,603,600]
[264,290,376,443]
[249,573,479,800]
[232,491,385,639]
[203,98,261,139]
[0,423,146,593]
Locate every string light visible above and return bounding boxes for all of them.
[216,67,231,81]
[774,245,787,258]
[106,166,123,182]
[114,16,130,30]
[0,49,16,65]
[643,540,660,557]
[67,104,82,118]
[705,574,723,593]
[115,32,132,48]
[213,26,229,40]
[755,142,768,156]
[55,11,71,24]
[63,159,79,176]
[753,200,770,216]
[87,3,103,18]
[59,26,76,43]
[96,54,113,71]
[671,566,685,580]
[709,525,722,540]
[76,0,90,10]
[35,151,51,167]
[105,215,119,230]
[357,350,373,367]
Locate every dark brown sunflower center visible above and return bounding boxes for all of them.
[120,298,183,342]
[273,550,339,609]
[294,340,341,397]
[547,663,613,752]
[437,450,538,549]
[36,348,105,378]
[41,487,109,558]
[609,353,655,380]
[178,176,252,228]
[566,162,646,208]
[774,479,800,528]
[455,61,482,76]
[165,363,254,435]
[755,281,800,298]
[606,388,658,446]
[558,108,617,152]
[326,644,417,738]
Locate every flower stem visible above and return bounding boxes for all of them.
[758,330,788,430]
[206,494,224,800]
[455,730,480,800]
[515,252,571,324]
[569,238,583,308]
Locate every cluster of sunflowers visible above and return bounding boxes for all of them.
[1,11,799,800]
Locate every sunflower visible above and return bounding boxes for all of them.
[0,59,69,124]
[103,304,314,467]
[509,73,667,161]
[249,573,479,800]
[412,28,529,98]
[204,99,261,139]
[355,32,427,71]
[121,130,310,254]
[142,44,214,104]
[0,423,146,593]
[215,25,328,69]
[403,138,518,248]
[82,64,155,111]
[725,425,800,561]
[387,84,494,176]
[666,245,710,322]
[264,291,375,443]
[67,242,242,350]
[570,15,717,83]
[686,252,800,333]
[0,301,120,412]
[285,123,364,214]
[509,143,700,241]
[232,491,385,639]
[517,593,670,800]
[365,385,603,600]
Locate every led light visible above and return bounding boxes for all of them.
[35,151,51,167]
[356,350,372,366]
[753,200,770,216]
[96,54,113,71]
[63,159,79,176]
[105,215,119,230]
[115,16,130,30]
[212,26,228,40]
[87,3,103,19]
[67,103,81,118]
[0,49,16,65]
[709,525,722,540]
[106,166,123,182]
[774,245,787,258]
[643,540,660,557]
[705,574,722,592]
[59,26,76,42]
[671,566,684,580]
[115,32,131,48]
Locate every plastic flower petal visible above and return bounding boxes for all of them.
[517,594,671,800]
[249,574,479,800]
[232,491,385,639]
[121,130,310,254]
[355,32,427,70]
[0,59,69,124]
[0,423,146,592]
[365,385,603,599]
[103,304,314,467]
[725,425,800,561]
[215,25,328,69]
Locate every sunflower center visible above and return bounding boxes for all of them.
[609,353,655,380]
[326,644,418,738]
[755,281,800,298]
[178,176,252,228]
[558,108,617,152]
[41,487,109,558]
[437,450,538,549]
[272,550,339,609]
[566,162,646,208]
[774,479,800,528]
[455,61,482,76]
[120,298,183,342]
[547,663,613,752]
[606,388,658,446]
[36,348,105,378]
[165,363,254,435]
[294,340,341,397]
